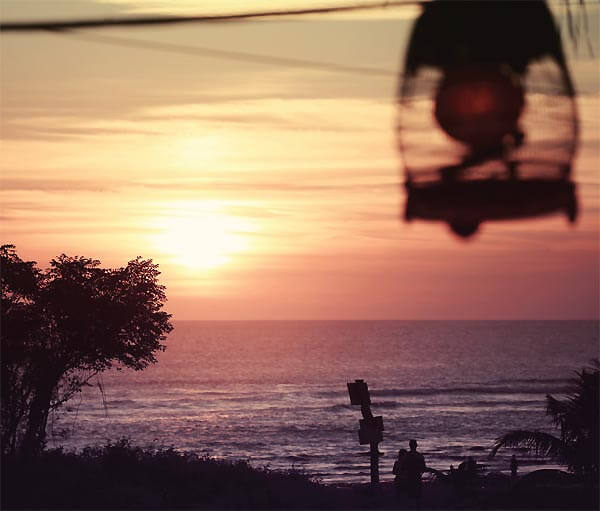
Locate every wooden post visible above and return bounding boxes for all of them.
[369,442,380,485]
[347,379,383,488]
[359,401,379,486]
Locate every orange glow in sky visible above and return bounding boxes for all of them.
[151,201,255,271]
[1,1,598,319]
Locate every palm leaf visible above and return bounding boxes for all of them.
[490,430,565,460]
[546,394,574,432]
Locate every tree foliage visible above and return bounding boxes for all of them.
[490,360,599,479]
[1,245,173,455]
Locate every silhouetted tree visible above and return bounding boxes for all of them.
[1,245,173,456]
[490,361,599,480]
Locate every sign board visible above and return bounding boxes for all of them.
[359,416,384,432]
[347,380,370,405]
[346,379,382,485]
[358,427,383,445]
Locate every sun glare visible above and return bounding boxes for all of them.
[152,201,254,271]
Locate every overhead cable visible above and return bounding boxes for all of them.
[1,1,420,32]
[60,31,397,77]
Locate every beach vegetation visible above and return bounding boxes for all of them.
[1,438,335,509]
[2,437,597,509]
[490,360,599,481]
[0,245,173,456]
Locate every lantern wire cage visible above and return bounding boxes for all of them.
[398,0,579,236]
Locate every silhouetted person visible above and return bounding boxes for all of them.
[393,448,408,496]
[510,455,518,480]
[458,456,478,477]
[453,456,479,496]
[404,439,426,509]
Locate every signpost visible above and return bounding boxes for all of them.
[347,379,384,487]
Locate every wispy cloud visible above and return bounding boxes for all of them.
[0,178,121,192]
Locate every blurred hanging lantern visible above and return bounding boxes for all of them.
[398,0,578,238]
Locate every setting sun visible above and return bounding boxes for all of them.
[151,201,254,271]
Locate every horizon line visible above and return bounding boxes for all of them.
[170,318,600,322]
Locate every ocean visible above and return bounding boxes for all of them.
[49,320,598,484]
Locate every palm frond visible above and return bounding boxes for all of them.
[490,430,565,460]
[492,362,598,477]
[546,394,571,428]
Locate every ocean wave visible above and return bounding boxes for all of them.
[371,399,539,408]
[328,404,352,412]
[488,378,570,385]
[104,399,138,406]
[328,401,400,411]
[317,385,569,399]
[275,424,349,435]
[285,455,311,461]
[374,386,570,397]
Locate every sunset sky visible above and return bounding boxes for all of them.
[2,1,599,319]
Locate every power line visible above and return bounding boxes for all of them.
[0,1,420,32]
[2,1,596,33]
[60,31,397,77]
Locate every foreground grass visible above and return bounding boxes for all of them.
[1,439,340,509]
[2,440,598,509]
